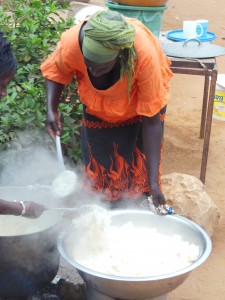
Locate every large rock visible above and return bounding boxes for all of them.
[162,173,221,237]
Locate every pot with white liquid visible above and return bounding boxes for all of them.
[0,186,63,298]
[58,209,212,300]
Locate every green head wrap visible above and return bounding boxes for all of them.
[82,10,136,98]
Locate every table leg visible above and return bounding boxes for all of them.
[200,76,210,139]
[200,70,217,183]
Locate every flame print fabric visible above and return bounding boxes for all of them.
[81,105,165,201]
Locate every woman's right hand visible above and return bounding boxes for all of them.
[47,110,62,139]
[45,79,65,139]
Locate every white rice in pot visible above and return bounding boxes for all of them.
[69,209,199,277]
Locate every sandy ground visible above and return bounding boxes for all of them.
[162,1,225,299]
[65,1,225,299]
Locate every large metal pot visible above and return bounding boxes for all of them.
[58,210,212,300]
[0,187,62,298]
[0,224,60,297]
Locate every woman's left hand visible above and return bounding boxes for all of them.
[150,186,166,208]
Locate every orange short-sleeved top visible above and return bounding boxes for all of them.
[40,18,173,123]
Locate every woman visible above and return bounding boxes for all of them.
[0,32,46,218]
[41,10,173,209]
[0,32,16,98]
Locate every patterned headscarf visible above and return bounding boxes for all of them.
[82,10,136,97]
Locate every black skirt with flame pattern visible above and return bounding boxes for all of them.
[81,105,166,202]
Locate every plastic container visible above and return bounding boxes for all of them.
[213,74,225,121]
[115,0,168,6]
[105,1,167,38]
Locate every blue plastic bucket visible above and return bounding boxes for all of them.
[105,1,167,38]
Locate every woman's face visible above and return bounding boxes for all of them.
[0,71,15,99]
[84,57,118,78]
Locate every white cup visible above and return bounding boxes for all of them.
[183,20,203,39]
[195,19,208,37]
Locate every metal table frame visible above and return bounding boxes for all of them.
[169,57,218,183]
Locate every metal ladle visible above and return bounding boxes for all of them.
[55,135,65,170]
[48,204,107,214]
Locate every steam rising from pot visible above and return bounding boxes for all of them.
[0,132,82,235]
[0,133,82,296]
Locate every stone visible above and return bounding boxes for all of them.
[162,173,221,237]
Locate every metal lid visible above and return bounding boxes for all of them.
[161,39,225,59]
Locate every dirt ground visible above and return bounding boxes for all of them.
[162,1,225,299]
[66,1,225,299]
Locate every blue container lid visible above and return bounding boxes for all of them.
[166,30,216,42]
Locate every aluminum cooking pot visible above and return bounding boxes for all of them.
[0,186,63,298]
[0,224,60,297]
[58,209,212,300]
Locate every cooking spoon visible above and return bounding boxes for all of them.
[48,204,107,213]
[56,135,65,170]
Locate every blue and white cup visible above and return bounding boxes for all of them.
[196,19,208,37]
[183,20,203,39]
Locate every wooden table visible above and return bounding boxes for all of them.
[169,57,218,183]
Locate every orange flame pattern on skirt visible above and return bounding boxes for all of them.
[83,143,162,201]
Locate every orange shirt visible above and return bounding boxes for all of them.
[40,18,173,123]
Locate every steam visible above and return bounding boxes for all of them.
[0,131,82,204]
[0,131,106,227]
[0,133,62,187]
[0,131,85,236]
[0,132,100,286]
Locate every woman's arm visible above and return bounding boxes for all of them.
[0,199,23,216]
[45,79,65,138]
[0,199,46,218]
[142,113,165,207]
